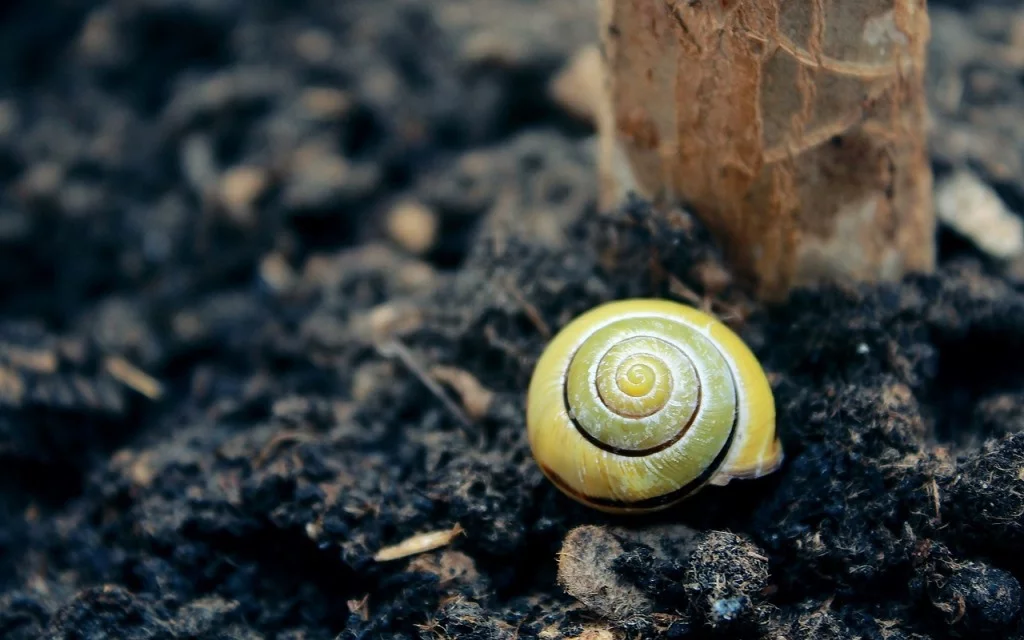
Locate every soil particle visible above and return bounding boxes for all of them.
[683,531,772,632]
[943,432,1024,563]
[912,541,1023,636]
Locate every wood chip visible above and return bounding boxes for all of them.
[355,302,424,344]
[104,356,164,400]
[129,451,157,488]
[373,524,465,562]
[300,87,352,119]
[430,366,494,421]
[0,365,25,405]
[549,45,604,125]
[2,346,57,373]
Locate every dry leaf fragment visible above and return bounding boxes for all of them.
[373,524,465,562]
[430,366,495,421]
[557,525,653,620]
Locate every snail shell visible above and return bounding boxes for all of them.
[527,299,782,514]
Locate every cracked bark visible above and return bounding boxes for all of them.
[597,0,935,300]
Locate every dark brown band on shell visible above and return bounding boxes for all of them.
[539,414,737,511]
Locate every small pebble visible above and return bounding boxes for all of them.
[77,8,118,63]
[0,100,19,137]
[936,170,1024,260]
[295,29,334,64]
[461,30,524,66]
[219,166,268,225]
[180,134,218,196]
[284,145,379,210]
[258,252,296,295]
[397,262,437,292]
[299,88,352,120]
[19,162,64,199]
[386,200,439,255]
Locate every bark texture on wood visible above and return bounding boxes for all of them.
[597,0,935,300]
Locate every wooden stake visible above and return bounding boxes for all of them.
[597,0,935,300]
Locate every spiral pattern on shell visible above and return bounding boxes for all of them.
[527,299,782,513]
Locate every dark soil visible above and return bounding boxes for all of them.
[1,1,1023,639]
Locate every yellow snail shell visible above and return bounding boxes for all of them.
[526,299,783,514]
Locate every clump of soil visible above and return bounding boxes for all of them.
[1,1,1023,639]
